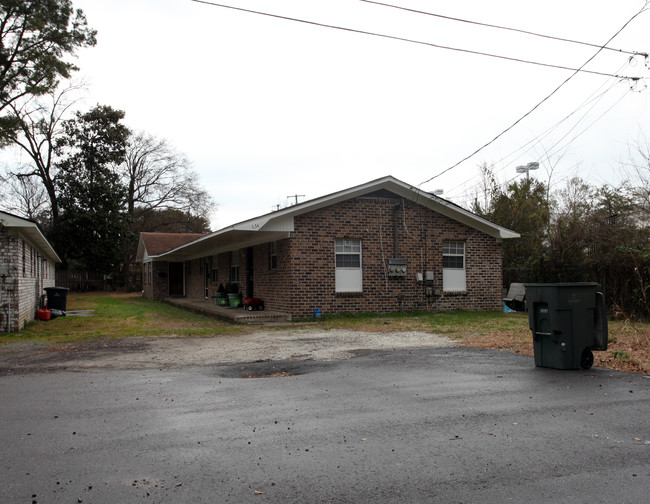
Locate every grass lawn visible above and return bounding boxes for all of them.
[0,292,245,344]
[1,292,648,374]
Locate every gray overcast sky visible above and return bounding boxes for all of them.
[46,0,650,228]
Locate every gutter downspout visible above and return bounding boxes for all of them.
[393,204,399,259]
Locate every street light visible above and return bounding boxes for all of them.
[516,162,539,179]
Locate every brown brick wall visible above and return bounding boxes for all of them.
[251,196,503,318]
[1,229,56,331]
[144,262,175,301]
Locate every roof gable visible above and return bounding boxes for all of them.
[232,176,520,239]
[137,232,206,261]
[148,176,519,261]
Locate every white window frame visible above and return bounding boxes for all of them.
[335,239,362,292]
[442,241,466,292]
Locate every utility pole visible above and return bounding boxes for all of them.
[287,194,305,205]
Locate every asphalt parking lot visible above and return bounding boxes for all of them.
[1,347,648,503]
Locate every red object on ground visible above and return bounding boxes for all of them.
[243,297,265,311]
[37,309,51,321]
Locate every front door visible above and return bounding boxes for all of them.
[246,247,254,298]
[204,258,210,298]
[169,262,184,296]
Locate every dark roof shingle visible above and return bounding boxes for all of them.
[140,232,205,256]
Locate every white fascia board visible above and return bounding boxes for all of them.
[384,180,520,240]
[152,227,292,262]
[183,230,291,261]
[233,214,294,233]
[423,196,521,239]
[1,212,61,263]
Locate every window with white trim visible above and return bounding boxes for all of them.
[335,239,362,292]
[442,241,466,291]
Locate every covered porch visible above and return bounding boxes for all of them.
[163,296,291,324]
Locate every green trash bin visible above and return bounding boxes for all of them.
[524,283,608,370]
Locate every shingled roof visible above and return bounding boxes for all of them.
[136,232,206,261]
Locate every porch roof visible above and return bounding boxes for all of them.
[137,232,207,262]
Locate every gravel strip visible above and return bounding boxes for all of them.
[0,329,458,374]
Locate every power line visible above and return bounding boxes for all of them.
[445,85,632,207]
[418,3,649,187]
[444,71,626,198]
[445,83,628,203]
[361,0,649,59]
[190,0,641,80]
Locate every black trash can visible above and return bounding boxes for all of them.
[44,287,69,312]
[524,283,608,370]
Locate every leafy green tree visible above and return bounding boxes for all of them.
[587,184,650,318]
[477,177,550,285]
[52,105,131,275]
[0,0,96,141]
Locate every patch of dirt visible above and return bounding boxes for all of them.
[0,329,457,375]
[457,325,650,375]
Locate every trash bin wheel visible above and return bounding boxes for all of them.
[580,349,594,370]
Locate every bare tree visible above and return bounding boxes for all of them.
[3,84,82,224]
[122,131,215,218]
[0,169,50,223]
[470,162,501,216]
[623,134,650,223]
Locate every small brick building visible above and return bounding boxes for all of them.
[0,211,60,332]
[137,177,519,318]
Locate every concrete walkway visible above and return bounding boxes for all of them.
[162,296,291,324]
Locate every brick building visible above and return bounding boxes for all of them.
[0,211,61,332]
[136,176,519,318]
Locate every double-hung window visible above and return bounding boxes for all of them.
[442,241,466,291]
[335,239,362,292]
